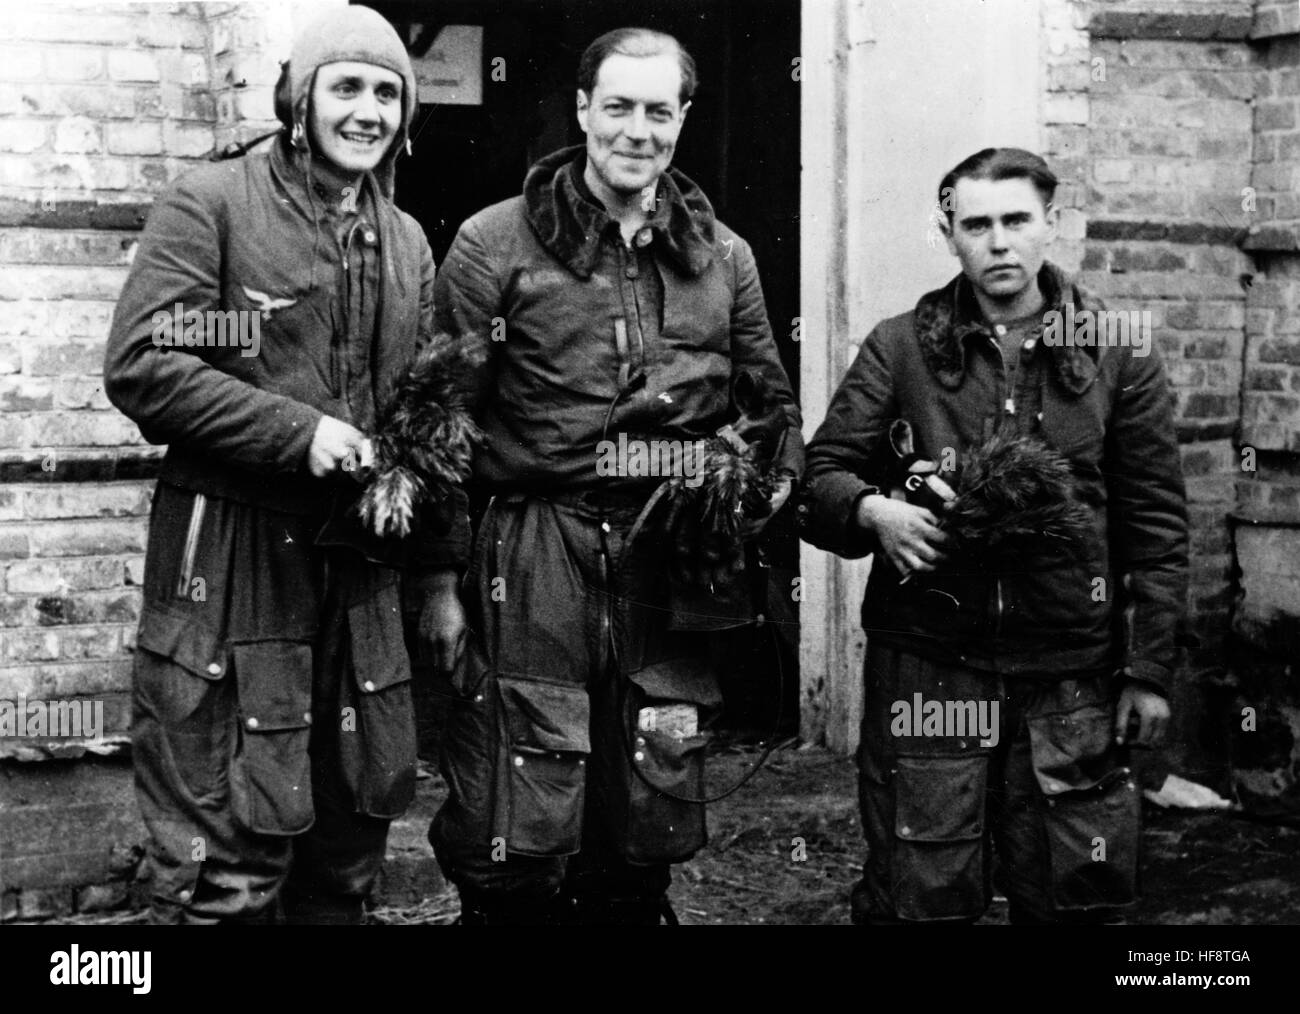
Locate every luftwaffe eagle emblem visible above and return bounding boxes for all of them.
[241,286,298,321]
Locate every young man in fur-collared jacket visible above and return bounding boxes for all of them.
[104,6,470,924]
[428,28,804,925]
[801,148,1188,925]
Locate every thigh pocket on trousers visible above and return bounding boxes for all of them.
[496,676,590,857]
[134,606,232,801]
[229,641,315,836]
[1027,706,1139,910]
[346,585,417,818]
[616,666,714,865]
[892,755,989,921]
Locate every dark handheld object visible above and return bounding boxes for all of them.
[883,420,1091,568]
[355,334,484,538]
[885,419,958,515]
[656,369,788,583]
[945,430,1092,565]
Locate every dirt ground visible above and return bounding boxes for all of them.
[45,739,1300,927]
[671,744,1300,926]
[368,740,1300,927]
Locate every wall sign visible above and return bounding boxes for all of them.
[409,24,483,106]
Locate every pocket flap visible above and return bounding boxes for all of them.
[1026,704,1115,795]
[232,641,313,733]
[136,606,227,681]
[347,585,412,694]
[628,659,722,708]
[497,677,590,754]
[895,756,987,842]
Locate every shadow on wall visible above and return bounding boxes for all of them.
[1226,513,1300,825]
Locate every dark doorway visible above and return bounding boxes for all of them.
[378,0,801,740]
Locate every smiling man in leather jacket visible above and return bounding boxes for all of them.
[104,6,468,924]
[801,148,1188,925]
[427,27,803,925]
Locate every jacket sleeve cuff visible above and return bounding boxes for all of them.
[773,424,806,481]
[800,472,880,559]
[409,565,463,596]
[405,489,471,583]
[407,537,469,587]
[285,403,324,474]
[1120,659,1172,697]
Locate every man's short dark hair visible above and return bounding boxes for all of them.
[577,27,698,107]
[939,148,1058,221]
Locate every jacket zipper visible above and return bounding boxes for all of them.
[613,317,631,389]
[176,492,207,598]
[989,331,1012,635]
[626,245,646,369]
[598,519,614,675]
[328,299,343,398]
[616,242,646,380]
[341,218,361,272]
[333,221,364,407]
[990,331,1016,424]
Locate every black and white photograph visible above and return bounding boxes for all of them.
[0,0,1297,988]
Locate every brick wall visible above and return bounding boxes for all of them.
[1080,1,1258,777]
[0,756,144,921]
[0,3,219,765]
[0,0,296,920]
[1232,0,1300,813]
[1,0,1296,918]
[1243,257,1300,454]
[1040,0,1092,276]
[209,2,291,155]
[1242,4,1300,454]
[1071,0,1299,798]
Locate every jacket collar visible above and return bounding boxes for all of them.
[913,262,1100,395]
[262,134,411,343]
[523,145,717,279]
[267,134,384,225]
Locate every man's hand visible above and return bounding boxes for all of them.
[857,494,949,577]
[680,477,793,591]
[418,572,468,686]
[1114,683,1170,747]
[736,475,794,541]
[307,415,365,477]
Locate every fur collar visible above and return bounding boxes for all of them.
[523,145,717,279]
[913,262,1101,395]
